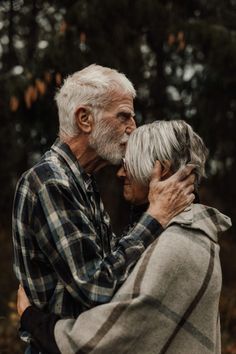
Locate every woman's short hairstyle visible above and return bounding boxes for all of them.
[55,64,136,137]
[125,120,208,186]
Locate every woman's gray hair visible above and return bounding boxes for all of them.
[55,64,136,137]
[125,120,208,186]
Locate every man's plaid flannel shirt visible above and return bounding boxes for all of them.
[12,139,161,318]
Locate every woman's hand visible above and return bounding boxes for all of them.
[17,284,31,317]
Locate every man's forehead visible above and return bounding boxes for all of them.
[107,94,134,111]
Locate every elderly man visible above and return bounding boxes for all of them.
[13,65,194,353]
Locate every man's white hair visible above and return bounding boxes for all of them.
[125,120,208,186]
[55,64,136,137]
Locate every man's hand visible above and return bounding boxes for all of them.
[147,162,195,227]
[17,284,31,317]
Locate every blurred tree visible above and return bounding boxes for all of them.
[1,0,235,219]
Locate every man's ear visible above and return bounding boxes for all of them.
[75,107,94,133]
[160,160,172,179]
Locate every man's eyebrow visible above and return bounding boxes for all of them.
[117,111,136,118]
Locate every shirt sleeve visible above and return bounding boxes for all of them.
[25,181,163,309]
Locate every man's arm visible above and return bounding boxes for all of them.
[33,180,162,308]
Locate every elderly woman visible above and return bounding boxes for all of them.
[18,120,231,354]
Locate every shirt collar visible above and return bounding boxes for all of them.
[51,138,93,192]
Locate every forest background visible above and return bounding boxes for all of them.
[0,0,236,353]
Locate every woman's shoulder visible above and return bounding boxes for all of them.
[155,224,216,272]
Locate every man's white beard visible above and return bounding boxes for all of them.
[89,119,129,165]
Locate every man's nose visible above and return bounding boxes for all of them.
[125,117,136,135]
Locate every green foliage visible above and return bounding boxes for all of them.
[0,0,235,213]
[0,0,235,217]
